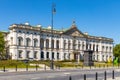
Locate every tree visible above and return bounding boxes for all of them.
[0,32,5,59]
[113,44,120,58]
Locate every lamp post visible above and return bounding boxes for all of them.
[50,3,56,70]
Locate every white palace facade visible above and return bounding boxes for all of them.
[3,22,113,62]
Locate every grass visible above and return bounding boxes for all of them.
[0,60,119,69]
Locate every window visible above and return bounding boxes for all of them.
[19,30,22,33]
[56,40,59,49]
[96,45,99,52]
[41,51,44,59]
[34,51,37,59]
[11,37,13,45]
[18,50,22,58]
[40,38,44,49]
[78,41,80,50]
[34,39,38,47]
[26,38,31,46]
[93,44,95,51]
[51,39,54,49]
[26,51,30,58]
[57,53,59,59]
[18,37,23,46]
[89,44,91,50]
[27,32,29,34]
[46,52,49,59]
[46,39,49,49]
[102,46,104,51]
[63,40,66,49]
[68,40,71,49]
[73,40,76,50]
[109,47,112,52]
[106,46,108,52]
[82,42,84,50]
[52,52,54,59]
[64,53,66,60]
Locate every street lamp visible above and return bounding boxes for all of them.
[50,3,56,70]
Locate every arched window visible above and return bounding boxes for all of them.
[51,39,54,49]
[18,37,23,46]
[26,51,30,58]
[18,50,22,58]
[34,39,38,47]
[40,38,44,49]
[82,42,84,50]
[57,53,59,59]
[109,47,112,52]
[46,39,49,49]
[96,45,99,52]
[46,52,49,59]
[73,40,76,50]
[52,52,54,59]
[56,40,59,49]
[41,51,44,60]
[64,40,66,49]
[34,51,37,59]
[26,38,31,46]
[11,37,13,45]
[78,41,80,50]
[89,44,91,50]
[93,44,95,51]
[68,40,71,49]
[102,46,104,52]
[106,46,108,52]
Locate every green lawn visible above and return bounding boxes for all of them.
[0,60,119,69]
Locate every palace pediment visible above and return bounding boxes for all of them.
[62,27,85,37]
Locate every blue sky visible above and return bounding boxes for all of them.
[0,0,120,44]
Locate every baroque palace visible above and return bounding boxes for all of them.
[3,22,113,62]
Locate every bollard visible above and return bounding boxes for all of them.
[95,72,98,80]
[16,65,17,72]
[69,76,72,80]
[112,70,115,79]
[84,74,86,80]
[36,64,38,71]
[3,66,5,72]
[44,64,46,70]
[104,71,107,80]
[26,65,28,71]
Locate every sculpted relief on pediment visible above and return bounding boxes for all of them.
[71,31,84,37]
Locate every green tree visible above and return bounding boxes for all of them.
[113,44,120,58]
[0,32,5,59]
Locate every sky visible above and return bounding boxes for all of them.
[0,0,120,44]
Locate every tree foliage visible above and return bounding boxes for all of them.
[0,32,5,59]
[113,44,120,58]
